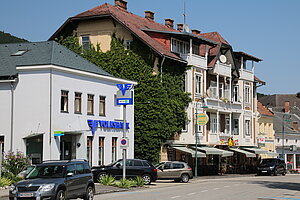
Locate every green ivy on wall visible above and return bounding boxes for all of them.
[58,36,191,163]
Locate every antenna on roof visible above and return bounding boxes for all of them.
[183,1,190,32]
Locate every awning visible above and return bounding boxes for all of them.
[242,147,268,154]
[172,146,206,158]
[229,148,256,158]
[197,147,233,157]
[23,132,44,139]
[264,151,279,157]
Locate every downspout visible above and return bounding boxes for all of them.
[49,68,53,159]
[160,55,166,83]
[10,82,14,152]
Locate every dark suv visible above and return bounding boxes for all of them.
[257,158,287,176]
[9,160,94,200]
[91,159,157,185]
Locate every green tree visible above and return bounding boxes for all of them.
[58,36,191,163]
[0,31,28,44]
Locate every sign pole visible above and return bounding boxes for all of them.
[122,105,126,179]
[195,102,198,177]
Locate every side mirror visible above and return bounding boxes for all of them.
[66,172,74,177]
[158,167,163,171]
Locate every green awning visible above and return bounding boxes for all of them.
[242,147,268,154]
[172,146,206,158]
[229,148,256,158]
[197,147,233,157]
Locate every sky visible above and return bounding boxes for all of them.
[1,0,300,95]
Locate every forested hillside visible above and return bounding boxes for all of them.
[0,31,28,44]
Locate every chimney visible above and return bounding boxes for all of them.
[284,101,290,113]
[177,24,183,32]
[145,11,155,21]
[115,0,127,10]
[292,121,299,131]
[192,29,201,35]
[165,18,174,29]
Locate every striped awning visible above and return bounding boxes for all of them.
[172,146,206,158]
[242,147,268,154]
[229,148,256,158]
[197,147,233,157]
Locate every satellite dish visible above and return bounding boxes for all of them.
[219,55,227,63]
[183,24,190,33]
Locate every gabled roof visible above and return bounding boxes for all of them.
[234,51,262,62]
[257,101,274,116]
[0,41,112,78]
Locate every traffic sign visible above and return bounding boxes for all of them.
[120,138,129,149]
[197,113,209,126]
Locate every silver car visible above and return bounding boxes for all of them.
[155,161,193,183]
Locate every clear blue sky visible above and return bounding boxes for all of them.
[1,0,299,95]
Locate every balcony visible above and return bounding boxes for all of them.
[180,53,207,69]
[213,63,231,77]
[239,69,254,81]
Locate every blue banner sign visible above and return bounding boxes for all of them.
[116,84,133,105]
[87,120,130,135]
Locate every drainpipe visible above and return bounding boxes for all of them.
[160,56,166,83]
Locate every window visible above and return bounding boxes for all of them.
[233,85,239,102]
[224,84,230,99]
[74,92,82,114]
[225,117,230,134]
[82,36,90,50]
[277,138,280,143]
[210,114,218,133]
[87,136,93,165]
[99,96,106,116]
[245,120,251,136]
[60,90,69,112]
[75,164,84,174]
[87,94,94,115]
[173,163,184,169]
[125,40,132,49]
[112,137,117,162]
[171,38,189,54]
[98,137,105,166]
[195,73,202,96]
[208,81,217,99]
[244,84,250,104]
[232,119,239,135]
[192,44,200,55]
[219,83,224,98]
[182,120,188,132]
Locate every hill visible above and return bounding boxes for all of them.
[0,31,28,44]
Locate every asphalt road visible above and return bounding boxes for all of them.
[94,174,300,200]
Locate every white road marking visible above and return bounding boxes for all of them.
[213,188,220,190]
[187,193,196,196]
[171,196,181,199]
[201,190,208,192]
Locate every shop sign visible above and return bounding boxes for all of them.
[116,84,133,105]
[197,113,209,126]
[54,131,64,136]
[258,136,266,143]
[87,120,130,135]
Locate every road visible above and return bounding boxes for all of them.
[94,174,300,200]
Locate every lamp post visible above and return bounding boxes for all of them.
[282,113,290,160]
[195,101,199,177]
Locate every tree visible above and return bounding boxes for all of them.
[58,36,191,163]
[0,31,28,44]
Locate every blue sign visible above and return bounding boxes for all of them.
[87,120,130,135]
[116,84,133,105]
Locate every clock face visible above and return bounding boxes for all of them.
[219,55,227,63]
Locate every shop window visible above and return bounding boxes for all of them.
[245,120,251,136]
[99,96,106,116]
[82,36,90,50]
[74,92,82,114]
[87,136,93,165]
[98,137,105,166]
[112,137,118,162]
[87,94,94,115]
[60,90,69,112]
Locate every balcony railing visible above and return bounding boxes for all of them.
[180,53,207,68]
[213,63,231,77]
[239,69,254,81]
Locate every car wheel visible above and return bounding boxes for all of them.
[282,172,286,176]
[83,186,94,200]
[273,169,278,176]
[181,174,189,183]
[56,190,66,200]
[142,174,152,185]
[97,172,107,182]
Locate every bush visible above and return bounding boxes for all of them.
[99,175,115,186]
[2,151,30,181]
[114,178,135,189]
[0,177,12,187]
[134,176,145,187]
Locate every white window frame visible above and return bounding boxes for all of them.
[98,137,105,166]
[171,38,189,54]
[244,84,250,104]
[81,36,90,50]
[245,119,251,136]
[208,81,218,99]
[61,90,69,112]
[195,72,202,96]
[233,85,239,102]
[210,114,218,134]
[225,117,230,134]
[219,82,224,98]
[232,118,239,135]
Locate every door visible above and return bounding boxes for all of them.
[65,164,77,198]
[126,160,144,178]
[159,162,174,178]
[60,135,76,160]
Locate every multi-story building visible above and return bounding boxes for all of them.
[260,95,300,170]
[257,101,276,158]
[0,41,136,166]
[50,0,264,174]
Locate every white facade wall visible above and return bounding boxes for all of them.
[0,65,135,166]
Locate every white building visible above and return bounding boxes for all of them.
[0,41,136,166]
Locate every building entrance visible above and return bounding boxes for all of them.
[26,135,43,164]
[60,134,76,160]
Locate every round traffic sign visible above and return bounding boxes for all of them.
[121,139,127,145]
[197,113,209,126]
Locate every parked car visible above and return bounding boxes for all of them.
[17,165,36,178]
[9,160,94,200]
[257,158,286,176]
[91,159,157,185]
[155,161,193,183]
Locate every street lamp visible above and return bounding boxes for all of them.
[282,113,291,160]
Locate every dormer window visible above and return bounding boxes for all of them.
[171,38,189,54]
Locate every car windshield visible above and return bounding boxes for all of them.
[26,165,65,179]
[260,159,276,166]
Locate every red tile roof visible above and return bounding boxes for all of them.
[257,101,274,116]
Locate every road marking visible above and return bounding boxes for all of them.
[213,188,220,190]
[188,193,196,196]
[171,196,181,199]
[201,190,208,192]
